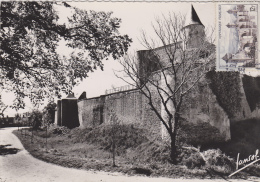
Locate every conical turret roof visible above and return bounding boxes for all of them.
[184,5,204,28]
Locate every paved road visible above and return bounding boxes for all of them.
[0,127,259,182]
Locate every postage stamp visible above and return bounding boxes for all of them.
[217,3,260,75]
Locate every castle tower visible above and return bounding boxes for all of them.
[182,5,205,49]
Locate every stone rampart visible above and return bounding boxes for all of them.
[78,96,105,128]
[77,75,233,142]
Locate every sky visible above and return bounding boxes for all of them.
[3,2,216,116]
[68,2,216,97]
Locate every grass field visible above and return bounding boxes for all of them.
[13,120,260,179]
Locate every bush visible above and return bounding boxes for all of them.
[245,164,260,177]
[203,149,235,174]
[179,147,235,173]
[126,140,170,164]
[179,147,205,169]
[49,124,70,135]
[184,153,205,169]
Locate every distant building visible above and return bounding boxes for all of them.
[0,116,15,127]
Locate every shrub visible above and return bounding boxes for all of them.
[245,164,260,177]
[181,152,205,169]
[127,140,170,164]
[179,147,235,173]
[203,149,235,174]
[49,124,70,135]
[179,147,205,169]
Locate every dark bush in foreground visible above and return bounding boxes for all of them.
[181,152,205,169]
[203,149,235,174]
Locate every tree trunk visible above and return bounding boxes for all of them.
[46,126,48,151]
[112,139,116,167]
[112,124,116,167]
[31,127,34,143]
[170,134,178,164]
[170,115,179,164]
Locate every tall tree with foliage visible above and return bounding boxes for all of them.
[0,2,132,109]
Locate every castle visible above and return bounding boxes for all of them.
[54,6,260,144]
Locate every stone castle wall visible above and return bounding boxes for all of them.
[103,90,142,124]
[62,5,260,144]
[77,74,234,142]
[75,52,260,143]
[78,96,105,128]
[233,75,260,120]
[181,77,231,140]
[77,88,162,138]
[76,71,260,142]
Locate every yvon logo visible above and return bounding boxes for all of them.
[229,149,260,177]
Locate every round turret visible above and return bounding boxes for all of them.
[182,5,205,49]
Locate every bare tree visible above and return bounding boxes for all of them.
[107,108,121,167]
[105,91,130,167]
[118,10,215,164]
[105,88,136,167]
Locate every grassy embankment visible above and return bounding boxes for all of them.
[13,119,260,179]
